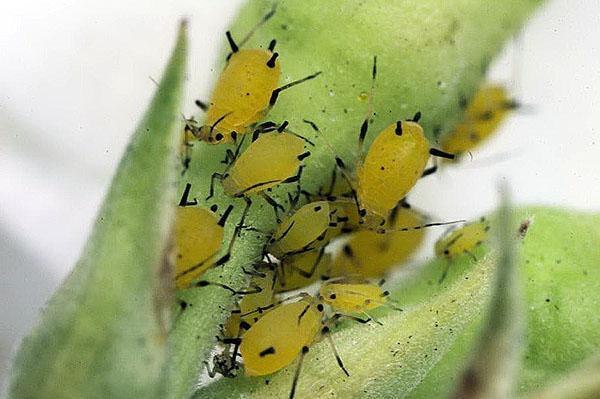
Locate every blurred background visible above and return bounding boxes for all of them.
[1,0,599,389]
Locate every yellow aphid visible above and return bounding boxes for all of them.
[268,201,333,258]
[330,207,426,278]
[209,131,309,201]
[237,279,395,397]
[191,7,321,144]
[319,279,388,313]
[306,57,454,227]
[172,205,232,289]
[435,218,490,259]
[275,250,332,293]
[356,120,431,220]
[441,84,517,158]
[435,218,490,283]
[224,266,276,337]
[239,294,323,377]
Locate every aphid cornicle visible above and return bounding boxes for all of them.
[441,84,518,159]
[307,57,455,227]
[172,202,233,289]
[330,206,426,278]
[435,217,491,282]
[190,5,321,144]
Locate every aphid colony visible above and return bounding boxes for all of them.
[171,6,514,398]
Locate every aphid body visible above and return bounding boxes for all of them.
[173,206,228,289]
[198,48,281,144]
[435,218,490,259]
[221,131,307,197]
[330,207,426,278]
[441,84,516,158]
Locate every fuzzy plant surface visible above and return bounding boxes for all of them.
[7,1,600,399]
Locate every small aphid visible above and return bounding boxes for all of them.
[319,278,395,314]
[441,84,518,159]
[275,249,332,293]
[435,217,491,283]
[190,6,321,144]
[267,200,334,258]
[329,207,426,278]
[208,123,311,221]
[172,204,233,289]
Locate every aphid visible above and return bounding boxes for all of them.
[207,121,312,220]
[329,206,426,278]
[306,57,455,228]
[190,5,321,144]
[236,279,398,398]
[275,249,332,293]
[434,217,491,283]
[319,278,396,315]
[440,84,518,160]
[172,199,234,289]
[267,200,334,258]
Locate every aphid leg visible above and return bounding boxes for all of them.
[296,247,327,279]
[261,192,285,223]
[225,31,239,54]
[289,346,309,399]
[330,312,372,324]
[357,55,377,155]
[464,249,478,262]
[214,197,252,266]
[169,299,190,330]
[363,311,383,325]
[438,260,451,284]
[322,166,338,197]
[194,99,208,112]
[321,326,350,376]
[429,147,456,160]
[204,360,218,378]
[269,71,322,108]
[278,121,316,147]
[282,165,305,186]
[421,159,439,178]
[179,182,198,206]
[206,173,225,200]
[222,133,247,164]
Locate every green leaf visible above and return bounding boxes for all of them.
[8,22,188,399]
[523,354,600,399]
[169,1,544,397]
[404,208,600,399]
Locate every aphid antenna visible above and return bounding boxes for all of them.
[375,219,466,234]
[357,55,377,156]
[196,280,264,296]
[301,119,361,211]
[239,292,311,318]
[238,3,278,49]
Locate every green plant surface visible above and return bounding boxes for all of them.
[169,1,544,397]
[7,22,188,399]
[196,207,600,398]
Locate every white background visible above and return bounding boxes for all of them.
[1,0,599,388]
